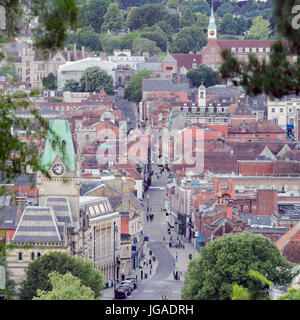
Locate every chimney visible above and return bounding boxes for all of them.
[226,206,232,220]
[121,178,130,213]
[73,43,77,60]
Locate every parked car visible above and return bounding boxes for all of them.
[121,280,134,291]
[118,283,132,296]
[125,277,138,289]
[114,287,127,299]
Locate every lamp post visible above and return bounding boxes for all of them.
[113,221,120,292]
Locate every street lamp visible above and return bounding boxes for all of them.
[113,221,120,292]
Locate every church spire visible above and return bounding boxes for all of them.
[207,2,217,41]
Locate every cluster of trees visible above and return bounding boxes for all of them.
[63,66,114,95]
[18,251,104,300]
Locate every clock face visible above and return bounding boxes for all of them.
[210,30,215,36]
[52,163,64,176]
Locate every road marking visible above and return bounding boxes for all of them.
[142,289,154,293]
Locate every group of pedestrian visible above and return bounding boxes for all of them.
[146,214,154,222]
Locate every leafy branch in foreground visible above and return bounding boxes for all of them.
[220,41,300,99]
[220,0,300,99]
[0,89,66,189]
[0,0,78,57]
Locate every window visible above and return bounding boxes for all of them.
[31,252,35,260]
[192,63,197,68]
[238,47,243,53]
[259,47,263,53]
[205,55,209,62]
[216,55,221,62]
[271,108,275,112]
[252,48,256,53]
[244,205,248,210]
[86,134,89,141]
[231,48,236,53]
[266,47,270,53]
[211,55,215,61]
[245,48,250,53]
[18,252,22,261]
[210,47,215,52]
[274,118,278,123]
[166,66,173,70]
[280,108,283,112]
[37,252,41,258]
[261,206,265,211]
[252,205,256,210]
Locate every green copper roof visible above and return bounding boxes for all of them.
[41,119,76,172]
[208,4,216,30]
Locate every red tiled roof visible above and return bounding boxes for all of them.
[228,121,285,134]
[215,39,284,50]
[171,54,202,70]
[276,221,300,250]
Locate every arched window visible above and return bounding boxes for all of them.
[18,252,22,261]
[37,252,41,258]
[52,140,56,150]
[62,140,66,149]
[31,252,35,260]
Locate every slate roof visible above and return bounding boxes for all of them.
[45,197,73,227]
[162,54,177,63]
[143,79,189,92]
[136,62,162,71]
[248,226,289,234]
[12,206,63,243]
[0,206,19,229]
[239,215,271,226]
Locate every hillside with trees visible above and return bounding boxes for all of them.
[66,0,276,58]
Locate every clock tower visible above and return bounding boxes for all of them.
[37,119,82,252]
[207,4,217,41]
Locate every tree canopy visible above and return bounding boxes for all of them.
[187,64,221,88]
[101,3,125,33]
[19,251,104,300]
[42,73,57,90]
[33,271,99,300]
[79,66,114,95]
[124,69,152,104]
[248,16,271,39]
[181,231,297,300]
